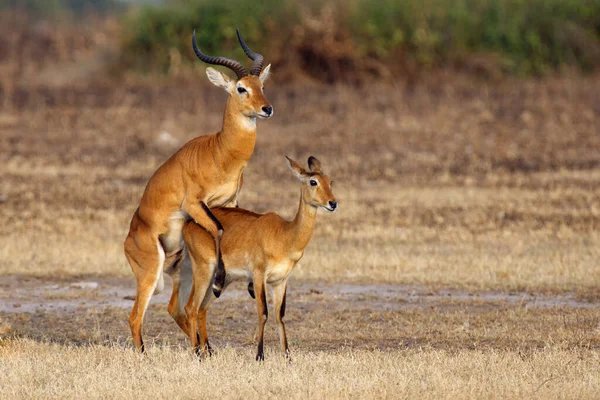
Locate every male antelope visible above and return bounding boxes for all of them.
[171,156,337,361]
[124,29,273,352]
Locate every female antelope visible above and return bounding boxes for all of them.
[171,156,337,361]
[124,28,273,353]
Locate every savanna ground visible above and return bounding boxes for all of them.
[1,44,600,397]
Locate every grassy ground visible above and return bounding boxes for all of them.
[2,340,599,399]
[1,279,599,398]
[1,71,600,397]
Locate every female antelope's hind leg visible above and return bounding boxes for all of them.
[196,277,219,357]
[166,252,192,335]
[183,200,226,298]
[253,272,268,361]
[273,281,290,359]
[124,228,164,353]
[196,307,213,358]
[185,259,216,358]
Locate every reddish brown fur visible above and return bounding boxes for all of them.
[170,157,336,360]
[124,68,273,352]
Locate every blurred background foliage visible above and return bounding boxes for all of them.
[121,0,600,78]
[349,0,600,74]
[0,0,125,18]
[119,0,300,74]
[1,0,600,81]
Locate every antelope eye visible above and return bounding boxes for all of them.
[237,87,247,94]
[310,179,318,187]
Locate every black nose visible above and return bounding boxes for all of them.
[262,106,272,116]
[328,201,337,210]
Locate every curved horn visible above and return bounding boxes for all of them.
[192,30,247,79]
[236,28,264,76]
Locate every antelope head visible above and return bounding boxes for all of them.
[192,28,273,120]
[286,156,337,212]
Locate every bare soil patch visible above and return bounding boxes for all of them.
[1,276,599,353]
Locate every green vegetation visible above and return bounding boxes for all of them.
[119,0,298,73]
[0,0,125,18]
[3,0,600,76]
[120,0,600,76]
[350,0,600,74]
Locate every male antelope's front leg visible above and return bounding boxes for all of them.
[253,272,268,361]
[183,199,226,298]
[273,281,290,359]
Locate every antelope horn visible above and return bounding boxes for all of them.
[236,28,265,76]
[192,30,248,79]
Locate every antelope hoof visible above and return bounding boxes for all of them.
[194,344,214,360]
[203,339,214,357]
[247,282,255,299]
[256,352,265,362]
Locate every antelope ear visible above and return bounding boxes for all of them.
[285,156,307,181]
[307,156,322,173]
[206,67,234,92]
[259,64,271,83]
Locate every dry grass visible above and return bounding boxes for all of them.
[2,275,599,398]
[1,74,599,295]
[2,286,600,399]
[1,339,599,399]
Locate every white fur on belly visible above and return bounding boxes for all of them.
[223,267,252,290]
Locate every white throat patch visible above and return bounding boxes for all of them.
[241,117,257,130]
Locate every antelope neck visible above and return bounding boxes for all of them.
[287,189,318,253]
[216,96,257,167]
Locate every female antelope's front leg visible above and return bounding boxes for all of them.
[253,272,268,361]
[273,281,290,359]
